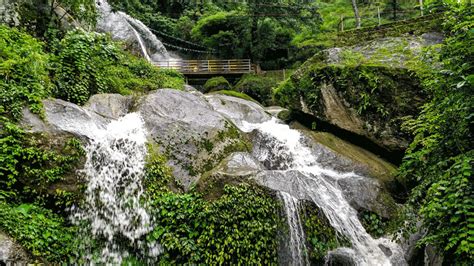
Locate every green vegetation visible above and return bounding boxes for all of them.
[0,120,85,207]
[397,5,473,263]
[144,156,280,264]
[360,210,389,238]
[203,76,231,93]
[0,26,50,120]
[52,30,184,104]
[0,120,83,262]
[235,74,278,106]
[0,202,76,262]
[300,201,350,264]
[108,0,320,69]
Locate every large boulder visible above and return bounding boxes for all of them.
[0,231,31,264]
[275,35,444,155]
[138,89,251,189]
[206,94,271,128]
[84,94,133,119]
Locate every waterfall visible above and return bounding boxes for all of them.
[95,0,171,61]
[70,113,161,263]
[278,191,309,266]
[241,118,406,266]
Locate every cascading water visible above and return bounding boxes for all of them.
[241,118,406,266]
[95,0,171,61]
[278,191,309,266]
[70,113,161,263]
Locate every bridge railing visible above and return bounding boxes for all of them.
[153,59,253,74]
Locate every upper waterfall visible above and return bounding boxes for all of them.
[95,0,171,61]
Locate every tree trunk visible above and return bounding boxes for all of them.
[351,0,361,29]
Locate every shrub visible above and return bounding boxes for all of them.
[0,25,50,121]
[146,182,279,264]
[0,119,85,207]
[203,76,231,93]
[0,201,76,262]
[52,30,184,105]
[234,74,277,106]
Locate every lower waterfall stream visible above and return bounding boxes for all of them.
[240,118,406,266]
[70,113,161,263]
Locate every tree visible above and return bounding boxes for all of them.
[350,0,361,28]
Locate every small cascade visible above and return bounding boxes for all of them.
[95,0,171,61]
[241,118,406,266]
[70,113,161,263]
[278,191,309,266]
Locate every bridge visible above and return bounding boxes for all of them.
[153,59,254,75]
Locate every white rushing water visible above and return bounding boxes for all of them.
[278,191,310,266]
[95,0,171,61]
[70,113,161,263]
[241,118,406,266]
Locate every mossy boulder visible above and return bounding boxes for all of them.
[203,76,231,93]
[138,89,252,190]
[235,74,277,106]
[275,64,426,154]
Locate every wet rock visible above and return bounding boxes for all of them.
[22,99,110,141]
[138,89,250,190]
[338,176,398,219]
[85,94,133,119]
[254,170,311,200]
[0,0,20,26]
[264,106,288,118]
[0,231,30,264]
[326,248,357,266]
[424,245,443,266]
[197,152,263,199]
[183,85,202,95]
[206,94,271,127]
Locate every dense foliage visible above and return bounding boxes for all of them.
[0,26,50,120]
[108,0,320,69]
[0,202,76,262]
[51,30,184,104]
[144,156,280,265]
[0,120,83,262]
[397,5,473,262]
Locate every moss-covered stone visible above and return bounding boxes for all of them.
[334,14,443,47]
[275,64,426,154]
[203,76,231,93]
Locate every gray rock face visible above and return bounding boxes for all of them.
[85,94,133,119]
[95,0,170,61]
[21,99,110,141]
[0,0,20,26]
[326,248,357,266]
[216,152,263,177]
[338,176,397,218]
[138,89,249,189]
[0,231,30,264]
[206,94,271,127]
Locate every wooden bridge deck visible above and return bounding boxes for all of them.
[153,59,254,75]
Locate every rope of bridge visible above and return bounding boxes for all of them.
[148,28,217,54]
[160,40,217,54]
